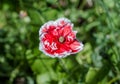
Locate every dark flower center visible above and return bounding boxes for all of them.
[59,36,65,43]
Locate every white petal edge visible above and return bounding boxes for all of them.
[39,17,83,58]
[39,21,57,36]
[39,17,74,36]
[39,37,73,58]
[39,41,73,58]
[39,33,70,58]
[55,17,71,24]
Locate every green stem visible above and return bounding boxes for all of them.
[58,58,69,73]
[108,76,120,84]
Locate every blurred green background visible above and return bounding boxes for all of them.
[0,0,120,84]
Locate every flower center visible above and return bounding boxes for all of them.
[59,36,65,43]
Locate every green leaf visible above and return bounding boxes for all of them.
[85,61,111,84]
[42,9,58,20]
[85,67,98,83]
[28,10,45,25]
[36,73,51,84]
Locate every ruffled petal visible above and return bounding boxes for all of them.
[70,40,84,54]
[58,23,73,37]
[39,21,56,35]
[53,44,71,57]
[39,17,84,58]
[65,31,77,42]
[39,34,59,58]
[56,18,71,27]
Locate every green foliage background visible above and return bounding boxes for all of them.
[0,0,120,84]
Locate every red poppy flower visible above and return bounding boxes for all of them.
[39,18,83,58]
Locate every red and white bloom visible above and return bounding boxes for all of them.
[39,18,83,58]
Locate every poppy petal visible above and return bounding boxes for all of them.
[39,21,56,35]
[56,18,71,27]
[70,40,84,54]
[58,23,73,37]
[66,31,77,42]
